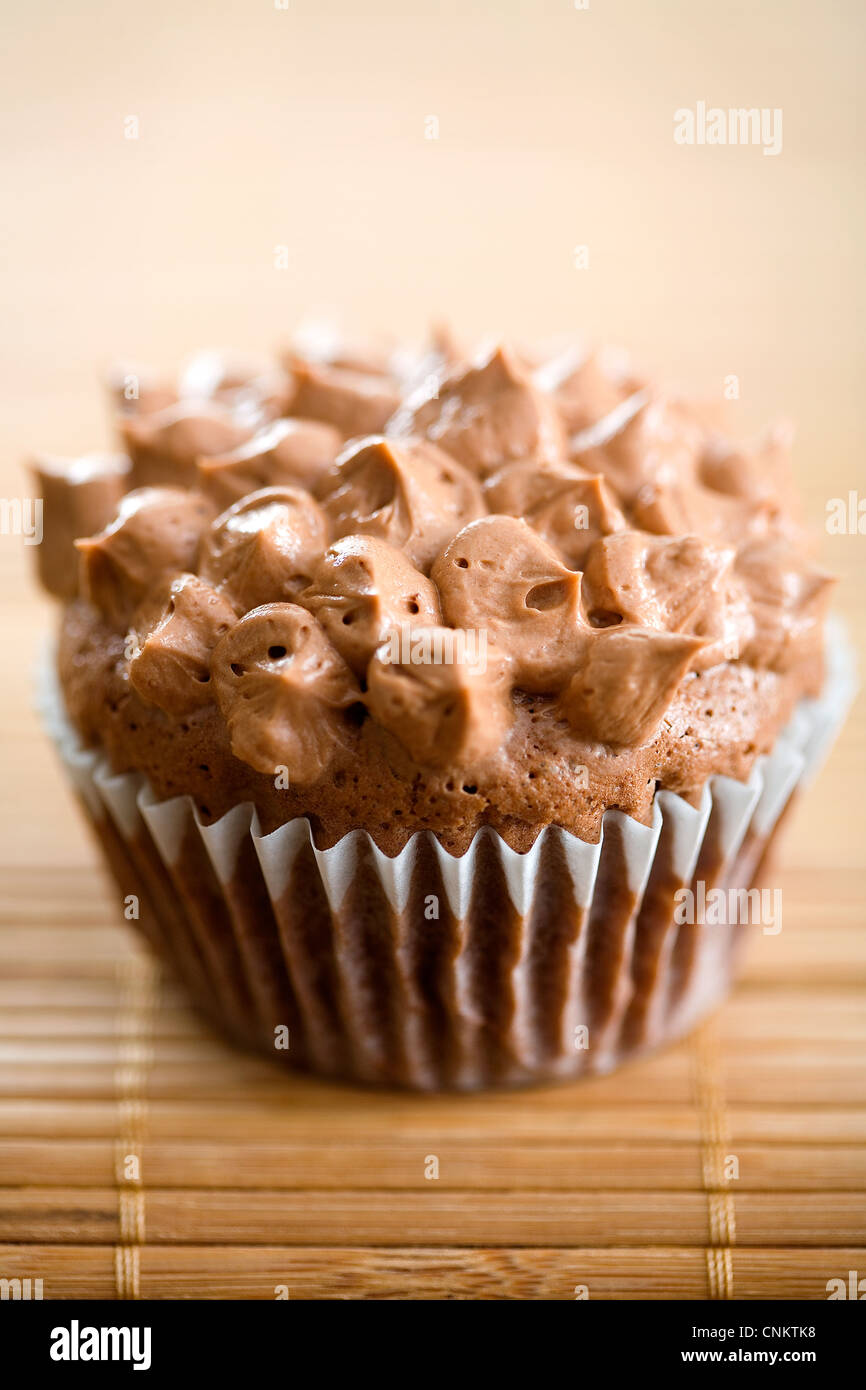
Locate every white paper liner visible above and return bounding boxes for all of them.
[38,621,856,1090]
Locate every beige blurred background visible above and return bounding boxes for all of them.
[1,0,864,865]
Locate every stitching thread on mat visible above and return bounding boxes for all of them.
[692,1019,736,1299]
[113,954,158,1299]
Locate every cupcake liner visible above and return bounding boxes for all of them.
[38,622,856,1090]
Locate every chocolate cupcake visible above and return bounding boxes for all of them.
[33,333,853,1089]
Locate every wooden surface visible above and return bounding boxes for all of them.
[1,0,864,1300]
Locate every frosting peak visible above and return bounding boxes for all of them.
[77,487,213,628]
[197,417,342,509]
[558,626,706,746]
[431,515,586,691]
[301,535,441,675]
[366,625,513,768]
[121,400,256,490]
[211,603,359,781]
[321,435,484,572]
[572,394,702,505]
[128,573,237,715]
[31,452,131,600]
[391,343,566,478]
[286,359,400,437]
[199,486,328,615]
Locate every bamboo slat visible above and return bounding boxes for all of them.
[0,1059,863,1105]
[1,1140,864,1191]
[1,1187,864,1247]
[2,1098,865,1144]
[2,1244,864,1300]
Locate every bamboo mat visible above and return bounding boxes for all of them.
[0,857,864,1300]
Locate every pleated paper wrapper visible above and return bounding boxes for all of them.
[39,624,855,1091]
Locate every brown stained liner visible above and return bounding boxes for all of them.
[620,824,686,1054]
[74,803,790,1089]
[462,833,523,1085]
[84,798,217,1020]
[332,839,409,1086]
[223,835,307,1063]
[84,803,167,963]
[272,839,351,1077]
[664,805,728,1016]
[582,820,640,1043]
[525,830,585,1065]
[160,820,260,1041]
[403,836,462,1088]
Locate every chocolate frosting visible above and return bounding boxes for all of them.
[197,417,342,509]
[558,627,706,746]
[31,453,131,599]
[321,435,485,572]
[571,393,702,504]
[76,487,213,628]
[121,400,256,490]
[286,360,400,437]
[366,626,513,768]
[129,573,237,715]
[108,364,178,417]
[211,603,359,779]
[45,327,834,824]
[432,516,587,691]
[199,486,328,614]
[390,343,566,477]
[301,535,441,675]
[524,472,627,569]
[581,531,743,664]
[108,350,290,421]
[534,345,640,435]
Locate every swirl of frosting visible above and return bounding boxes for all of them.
[120,400,257,490]
[630,477,777,545]
[430,516,586,691]
[31,453,131,599]
[197,417,342,510]
[320,435,484,572]
[177,350,290,418]
[366,625,513,768]
[735,537,834,672]
[484,459,626,568]
[77,487,213,628]
[109,352,289,422]
[571,394,702,505]
[699,424,797,510]
[301,535,441,675]
[199,486,328,615]
[527,474,626,570]
[558,626,706,746]
[482,457,589,515]
[211,603,359,779]
[286,359,400,437]
[534,345,640,436]
[128,573,237,716]
[580,531,747,667]
[390,343,566,478]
